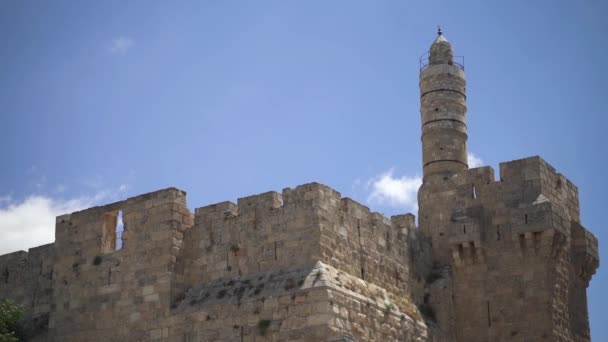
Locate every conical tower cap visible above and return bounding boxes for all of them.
[429,33,453,65]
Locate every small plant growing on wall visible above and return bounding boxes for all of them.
[384,303,395,316]
[258,319,271,336]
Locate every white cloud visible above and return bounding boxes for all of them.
[362,153,483,215]
[0,186,127,255]
[109,37,133,54]
[467,152,484,168]
[367,169,422,213]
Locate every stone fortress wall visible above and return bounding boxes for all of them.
[418,156,599,342]
[0,183,433,341]
[0,31,599,342]
[1,156,597,342]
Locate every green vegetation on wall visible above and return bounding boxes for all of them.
[0,299,23,342]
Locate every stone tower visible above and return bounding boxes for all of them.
[420,30,468,184]
[418,31,599,341]
[418,30,469,264]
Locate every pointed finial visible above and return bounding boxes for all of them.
[437,25,442,36]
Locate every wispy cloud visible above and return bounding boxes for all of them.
[0,185,128,254]
[109,37,133,54]
[362,151,483,214]
[467,152,484,168]
[366,169,422,213]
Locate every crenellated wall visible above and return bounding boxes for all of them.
[418,156,599,342]
[48,187,192,340]
[176,183,430,305]
[0,160,596,341]
[0,183,431,341]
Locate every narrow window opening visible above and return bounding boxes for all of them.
[524,214,528,224]
[472,184,477,199]
[274,241,278,261]
[361,267,365,280]
[463,225,466,234]
[496,225,501,241]
[101,211,123,253]
[116,211,124,250]
[386,232,391,252]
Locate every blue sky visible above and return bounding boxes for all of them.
[1,0,606,338]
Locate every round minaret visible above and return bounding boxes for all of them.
[419,30,468,183]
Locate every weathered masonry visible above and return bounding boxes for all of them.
[417,31,599,342]
[1,185,431,341]
[0,31,598,342]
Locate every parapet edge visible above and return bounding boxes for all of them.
[192,182,417,229]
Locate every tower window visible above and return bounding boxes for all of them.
[101,210,124,253]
